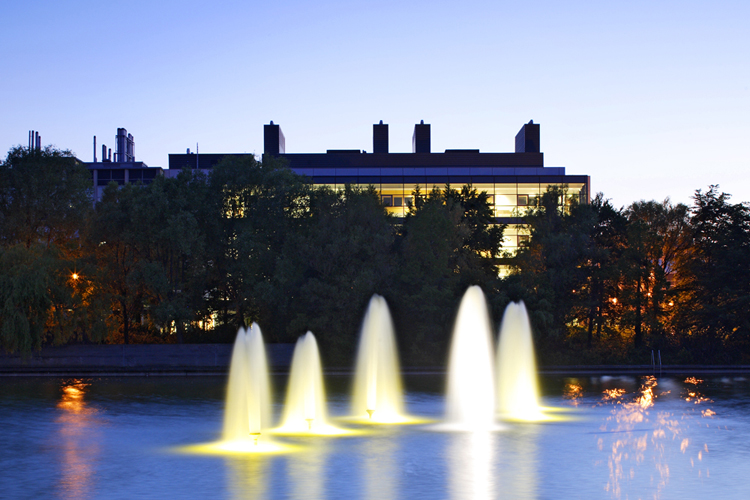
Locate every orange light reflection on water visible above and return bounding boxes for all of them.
[596,376,717,499]
[55,379,100,500]
[600,377,670,498]
[563,382,583,406]
[602,388,627,401]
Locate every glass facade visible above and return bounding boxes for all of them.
[306,179,587,261]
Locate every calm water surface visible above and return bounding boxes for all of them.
[1,374,748,499]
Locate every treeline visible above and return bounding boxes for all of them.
[1,145,749,365]
[507,186,750,365]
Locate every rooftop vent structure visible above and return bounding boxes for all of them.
[264,121,286,155]
[373,120,389,153]
[515,120,540,153]
[412,120,431,153]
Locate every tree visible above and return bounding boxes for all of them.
[0,145,100,354]
[86,182,148,345]
[579,194,627,347]
[510,185,595,342]
[204,155,310,337]
[674,186,750,361]
[86,170,213,344]
[0,146,91,249]
[270,184,396,364]
[621,200,690,349]
[391,184,504,364]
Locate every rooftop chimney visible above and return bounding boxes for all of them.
[264,121,285,155]
[127,133,135,161]
[515,120,540,153]
[373,120,389,153]
[115,128,127,162]
[412,120,430,153]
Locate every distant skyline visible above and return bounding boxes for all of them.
[2,0,748,208]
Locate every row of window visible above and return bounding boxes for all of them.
[318,181,587,218]
[378,193,571,208]
[91,169,158,187]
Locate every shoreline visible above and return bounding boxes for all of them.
[2,344,749,377]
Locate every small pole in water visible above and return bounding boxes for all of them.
[250,432,261,445]
[305,418,314,431]
[651,350,655,375]
[658,350,662,377]
[366,409,374,419]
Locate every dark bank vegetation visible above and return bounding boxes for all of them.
[2,145,749,366]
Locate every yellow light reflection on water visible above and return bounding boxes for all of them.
[177,437,298,456]
[339,414,434,426]
[271,422,362,437]
[499,406,570,423]
[226,455,269,500]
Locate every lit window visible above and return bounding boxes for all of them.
[381,195,393,207]
[517,195,529,206]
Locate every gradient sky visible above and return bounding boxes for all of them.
[2,0,748,208]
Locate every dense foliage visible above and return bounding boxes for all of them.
[2,145,749,365]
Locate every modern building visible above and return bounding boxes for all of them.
[168,121,590,255]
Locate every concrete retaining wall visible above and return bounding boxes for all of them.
[0,344,295,376]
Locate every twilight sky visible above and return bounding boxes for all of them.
[2,0,748,208]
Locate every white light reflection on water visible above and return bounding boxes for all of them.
[363,434,398,500]
[54,379,101,500]
[448,431,495,500]
[496,427,539,500]
[287,441,330,500]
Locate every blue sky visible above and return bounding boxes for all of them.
[2,0,748,208]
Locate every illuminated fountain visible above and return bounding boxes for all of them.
[441,286,498,431]
[496,301,544,421]
[181,323,294,454]
[351,295,409,423]
[275,332,350,435]
[222,323,272,444]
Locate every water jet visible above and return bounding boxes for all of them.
[496,301,545,421]
[442,286,498,431]
[222,323,272,444]
[351,295,410,424]
[275,331,352,435]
